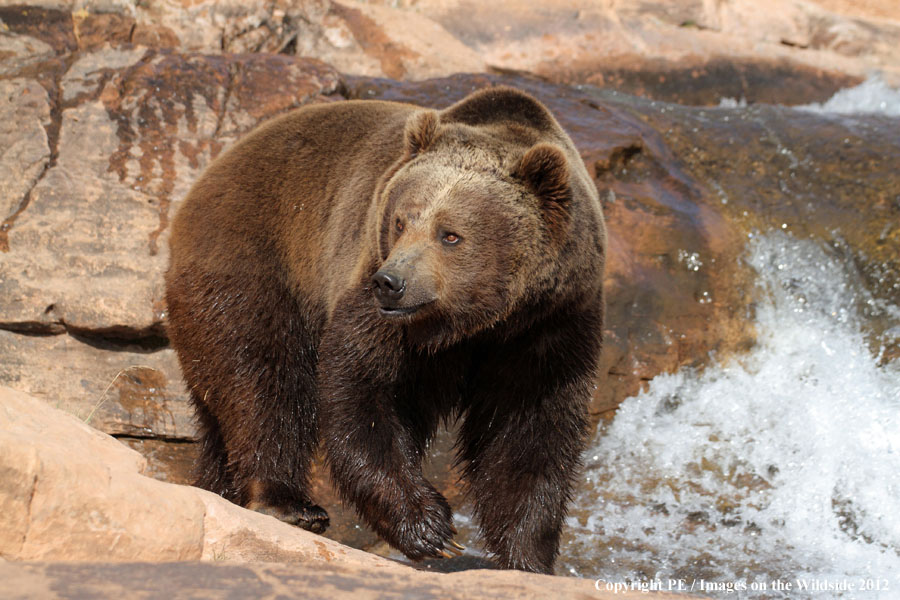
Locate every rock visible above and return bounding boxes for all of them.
[0,385,203,560]
[0,1,483,79]
[0,5,77,54]
[416,0,899,103]
[2,94,171,333]
[0,33,55,77]
[0,46,340,335]
[0,78,50,223]
[287,0,485,80]
[0,384,384,564]
[617,95,900,293]
[0,561,680,600]
[0,42,339,441]
[130,0,486,79]
[3,1,897,103]
[0,329,194,439]
[0,386,681,599]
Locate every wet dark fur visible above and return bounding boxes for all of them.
[165,87,606,573]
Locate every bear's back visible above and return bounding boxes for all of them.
[168,100,416,297]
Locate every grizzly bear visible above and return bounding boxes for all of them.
[165,86,606,573]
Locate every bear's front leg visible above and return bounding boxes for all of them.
[460,308,602,573]
[317,299,456,561]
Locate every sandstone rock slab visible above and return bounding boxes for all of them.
[0,32,55,77]
[289,0,485,80]
[0,560,688,600]
[1,97,172,333]
[6,0,895,104]
[0,385,396,566]
[0,46,340,334]
[0,78,49,222]
[0,329,194,439]
[0,385,202,561]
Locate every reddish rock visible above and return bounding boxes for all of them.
[0,5,77,54]
[72,11,136,50]
[418,0,898,102]
[0,30,56,78]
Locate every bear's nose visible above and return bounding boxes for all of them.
[371,270,406,304]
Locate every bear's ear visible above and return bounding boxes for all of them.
[404,110,438,157]
[515,143,572,238]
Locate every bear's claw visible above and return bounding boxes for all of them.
[252,503,330,534]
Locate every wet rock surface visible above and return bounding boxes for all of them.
[414,0,893,104]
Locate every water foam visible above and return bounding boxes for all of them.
[717,76,900,117]
[562,233,900,598]
[799,75,900,117]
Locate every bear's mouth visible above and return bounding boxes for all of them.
[377,302,432,318]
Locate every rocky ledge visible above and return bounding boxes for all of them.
[0,385,682,599]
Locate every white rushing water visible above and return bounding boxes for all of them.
[562,233,900,598]
[719,75,900,116]
[799,75,900,117]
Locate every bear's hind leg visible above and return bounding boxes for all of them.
[168,268,328,533]
[192,396,234,499]
[223,282,329,533]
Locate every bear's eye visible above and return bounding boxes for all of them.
[395,218,404,233]
[442,232,461,246]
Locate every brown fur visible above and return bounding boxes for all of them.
[165,86,606,573]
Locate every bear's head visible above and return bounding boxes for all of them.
[370,87,593,349]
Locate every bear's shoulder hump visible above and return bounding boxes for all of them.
[440,86,559,134]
